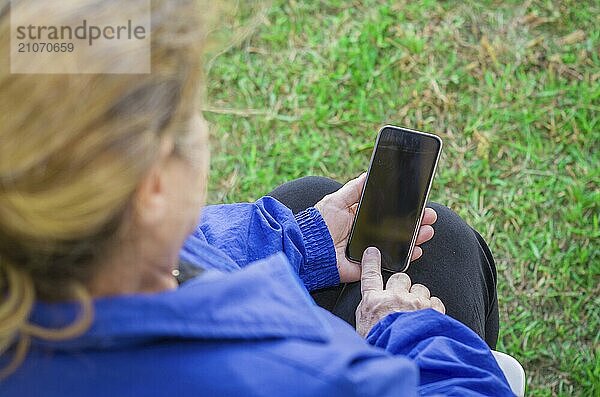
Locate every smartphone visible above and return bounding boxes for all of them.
[346,125,442,273]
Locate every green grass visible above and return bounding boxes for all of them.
[203,1,599,394]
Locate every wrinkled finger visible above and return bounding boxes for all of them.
[360,247,383,294]
[335,172,367,207]
[431,296,445,314]
[421,208,437,225]
[409,283,430,299]
[350,203,359,216]
[386,272,411,292]
[410,246,423,261]
[415,225,434,245]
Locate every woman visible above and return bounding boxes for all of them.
[0,0,513,395]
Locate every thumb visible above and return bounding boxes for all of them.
[334,172,366,207]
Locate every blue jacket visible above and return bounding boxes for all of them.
[1,197,514,396]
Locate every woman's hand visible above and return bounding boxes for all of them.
[314,173,438,283]
[356,247,445,338]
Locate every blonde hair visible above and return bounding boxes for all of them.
[0,0,214,377]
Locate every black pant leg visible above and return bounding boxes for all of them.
[409,203,498,347]
[268,176,343,214]
[474,228,500,347]
[268,177,499,348]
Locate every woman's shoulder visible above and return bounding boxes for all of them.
[4,255,419,396]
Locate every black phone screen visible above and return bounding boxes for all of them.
[346,127,441,272]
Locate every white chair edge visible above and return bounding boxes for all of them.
[492,350,526,397]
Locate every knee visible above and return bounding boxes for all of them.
[295,176,343,192]
[426,202,479,247]
[268,176,343,213]
[291,176,343,200]
[427,202,467,226]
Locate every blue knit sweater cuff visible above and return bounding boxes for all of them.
[294,207,340,291]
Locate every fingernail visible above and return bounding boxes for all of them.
[365,247,378,255]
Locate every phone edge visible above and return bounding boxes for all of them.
[401,128,442,273]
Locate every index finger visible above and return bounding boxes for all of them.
[360,247,383,294]
[421,207,437,225]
